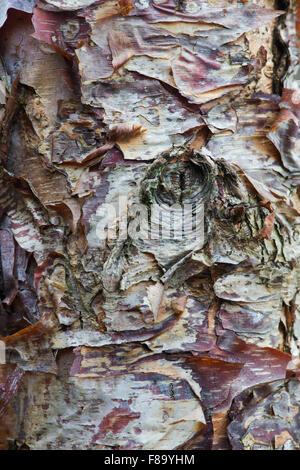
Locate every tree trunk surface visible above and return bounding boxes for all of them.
[0,0,299,451]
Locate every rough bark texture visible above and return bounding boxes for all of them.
[0,0,299,450]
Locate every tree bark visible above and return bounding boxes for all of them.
[0,0,299,450]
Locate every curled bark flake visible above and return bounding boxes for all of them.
[259,211,275,240]
[228,377,300,450]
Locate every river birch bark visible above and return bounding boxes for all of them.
[0,0,299,450]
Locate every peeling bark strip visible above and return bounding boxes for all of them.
[0,0,299,451]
